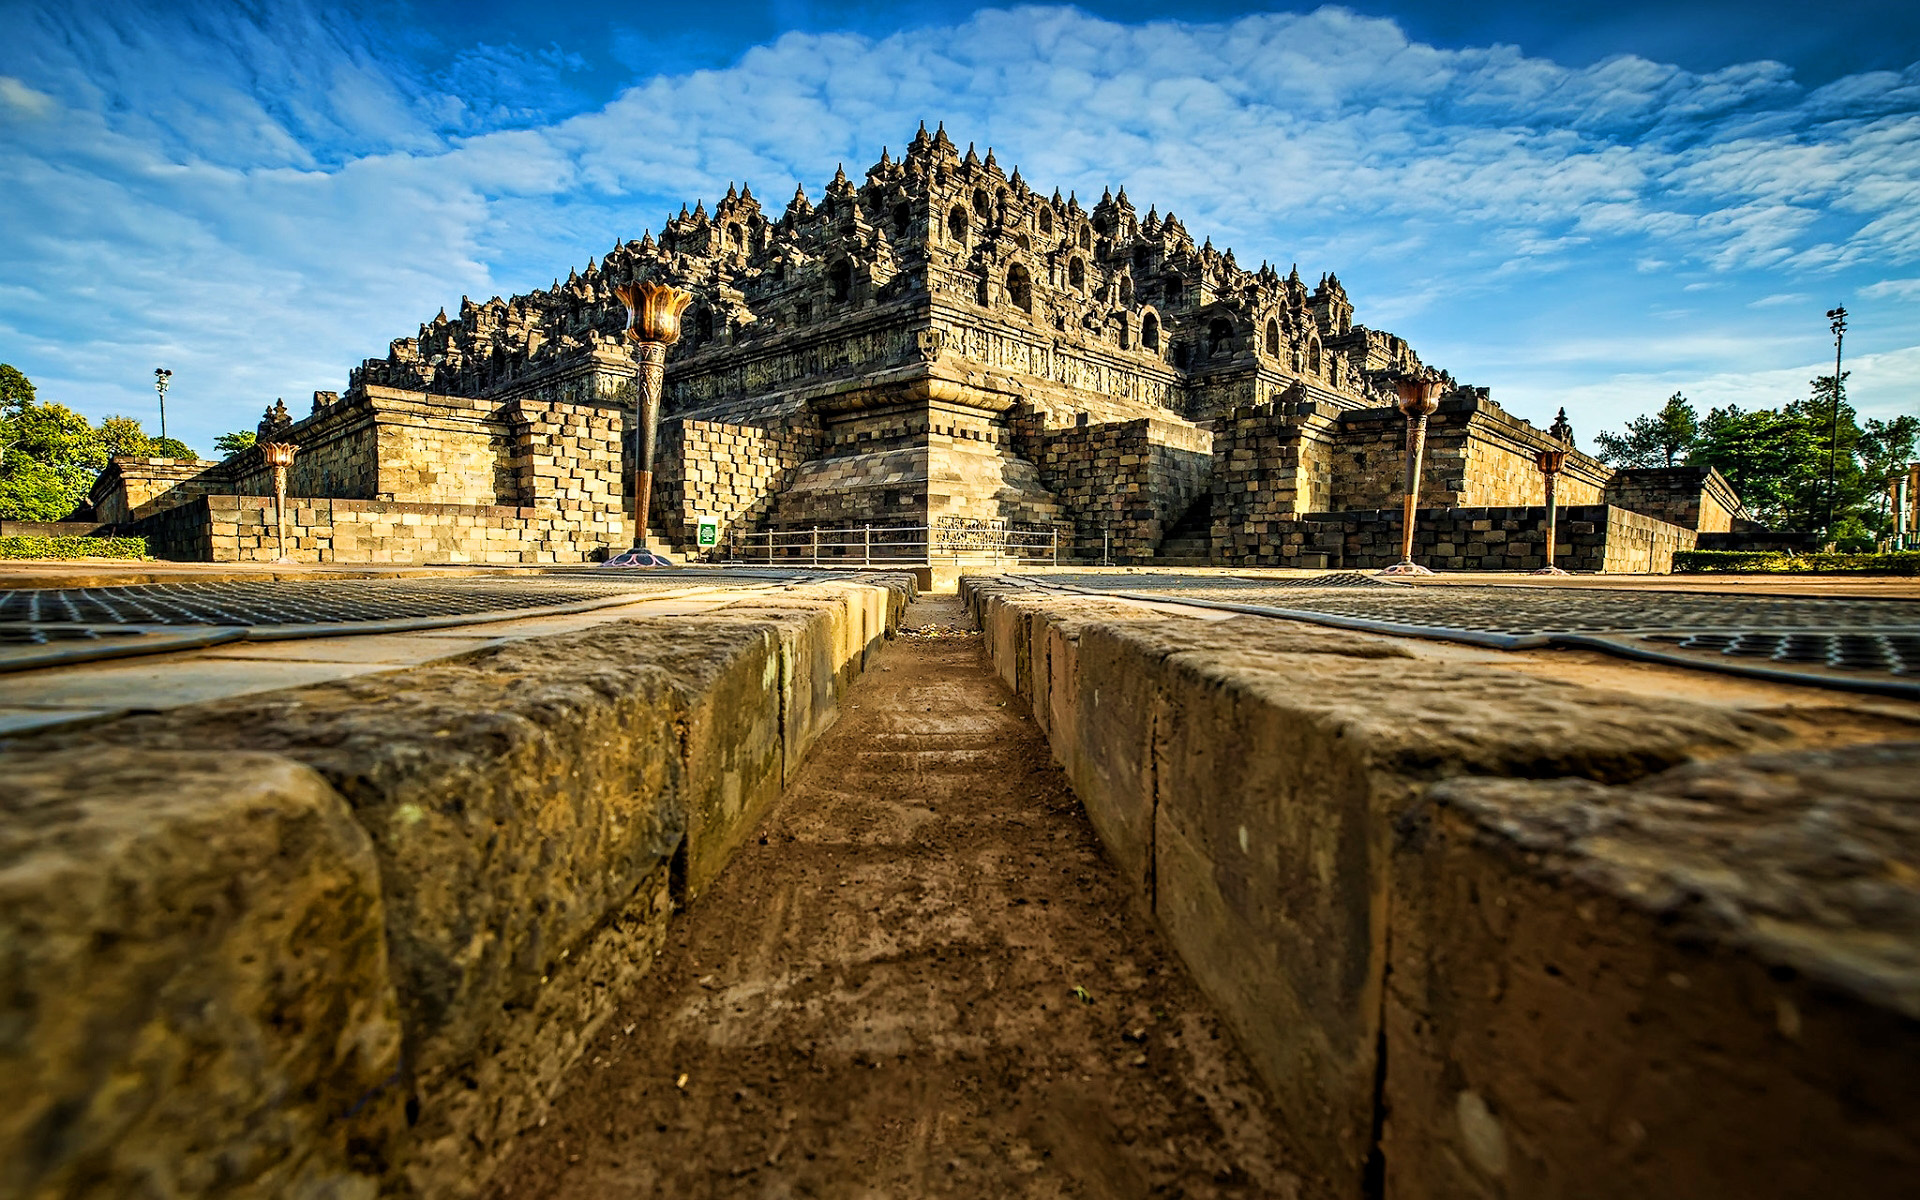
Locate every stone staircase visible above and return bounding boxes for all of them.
[1153,492,1214,565]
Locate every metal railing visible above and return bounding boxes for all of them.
[731,524,1062,567]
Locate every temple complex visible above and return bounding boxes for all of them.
[90,125,1751,567]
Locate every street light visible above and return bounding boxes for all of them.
[1824,306,1847,544]
[604,279,693,568]
[1378,370,1446,576]
[1531,408,1573,576]
[153,367,172,443]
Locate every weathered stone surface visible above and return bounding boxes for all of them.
[1387,743,1920,1199]
[31,631,688,1193]
[962,578,1809,1198]
[11,578,912,1196]
[0,748,403,1200]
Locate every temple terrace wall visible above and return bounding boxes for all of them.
[1603,465,1747,533]
[2,578,913,1199]
[1017,413,1211,559]
[1211,504,1698,573]
[962,578,1920,1200]
[1328,395,1611,511]
[129,494,629,564]
[652,413,823,553]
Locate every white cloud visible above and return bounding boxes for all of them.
[1,1,1917,450]
[1542,344,1920,431]
[1863,278,1920,301]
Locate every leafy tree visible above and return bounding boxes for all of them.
[97,414,196,461]
[1859,415,1920,524]
[1689,405,1818,527]
[1593,392,1699,468]
[0,401,107,520]
[1,363,38,470]
[0,365,201,520]
[0,363,35,413]
[214,429,257,457]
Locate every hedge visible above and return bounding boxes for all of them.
[0,535,148,560]
[1673,549,1920,575]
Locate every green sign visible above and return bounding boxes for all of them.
[696,517,719,548]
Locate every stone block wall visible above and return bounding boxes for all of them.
[1597,505,1700,573]
[374,413,513,505]
[132,494,627,565]
[1018,413,1211,559]
[89,457,229,523]
[506,399,626,516]
[652,413,822,553]
[1329,397,1610,512]
[1208,400,1341,561]
[1213,504,1696,572]
[770,398,1063,536]
[226,402,381,501]
[1603,466,1746,533]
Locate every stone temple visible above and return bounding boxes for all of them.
[91,124,1752,569]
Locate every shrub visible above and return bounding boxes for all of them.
[1672,549,1920,576]
[0,535,148,560]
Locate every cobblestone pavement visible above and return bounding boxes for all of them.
[0,570,824,671]
[1016,572,1920,698]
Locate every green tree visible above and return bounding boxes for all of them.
[0,363,39,470]
[96,414,195,461]
[1857,415,1919,533]
[0,366,200,520]
[214,429,257,457]
[1593,392,1700,468]
[1690,404,1821,528]
[0,400,107,520]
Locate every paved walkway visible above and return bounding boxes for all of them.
[486,595,1297,1200]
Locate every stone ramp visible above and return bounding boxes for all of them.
[484,596,1299,1198]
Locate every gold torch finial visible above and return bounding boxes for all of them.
[614,280,694,346]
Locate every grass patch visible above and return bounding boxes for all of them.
[0,535,148,560]
[1674,549,1920,575]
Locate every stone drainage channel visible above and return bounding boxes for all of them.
[484,593,1297,1199]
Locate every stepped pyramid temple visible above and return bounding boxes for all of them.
[92,125,1751,569]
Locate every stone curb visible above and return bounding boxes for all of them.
[961,576,1918,1200]
[1,573,915,1198]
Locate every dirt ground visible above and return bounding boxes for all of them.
[486,594,1298,1199]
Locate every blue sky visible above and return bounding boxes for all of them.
[2,0,1917,455]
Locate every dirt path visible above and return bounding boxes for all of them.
[487,595,1297,1199]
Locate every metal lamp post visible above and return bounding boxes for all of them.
[605,280,693,568]
[1531,408,1574,575]
[1824,305,1847,545]
[260,441,298,563]
[1378,371,1446,576]
[153,367,172,442]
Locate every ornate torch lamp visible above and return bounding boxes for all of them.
[1532,408,1573,575]
[604,279,694,568]
[1379,370,1446,576]
[260,441,299,563]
